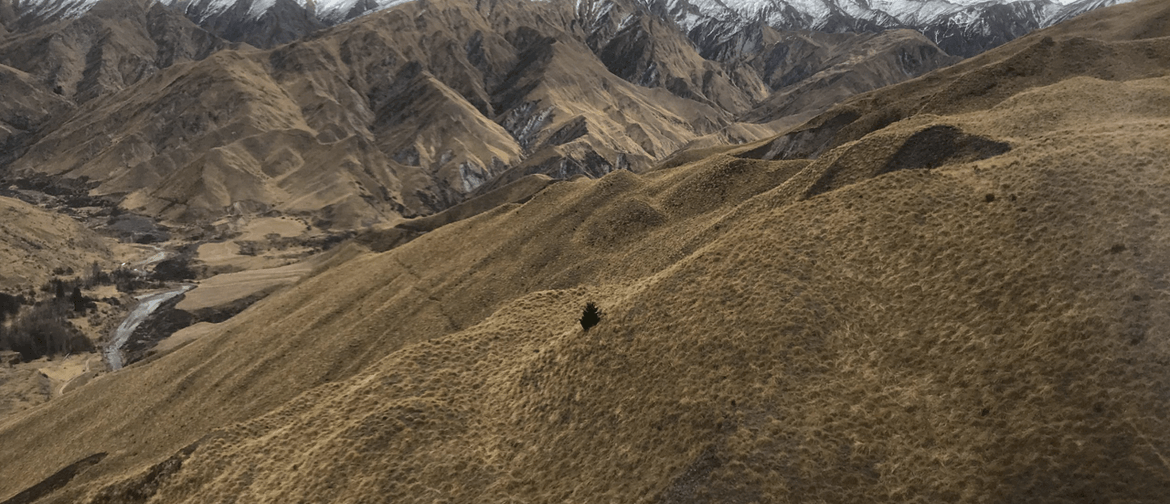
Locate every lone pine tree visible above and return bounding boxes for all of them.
[580,302,601,331]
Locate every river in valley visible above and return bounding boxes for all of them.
[104,284,194,371]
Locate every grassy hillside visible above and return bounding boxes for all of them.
[0,196,111,292]
[142,72,1170,503]
[0,1,1167,503]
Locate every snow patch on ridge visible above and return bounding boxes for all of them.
[315,0,413,22]
[15,0,97,20]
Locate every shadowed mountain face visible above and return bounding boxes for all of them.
[0,0,960,228]
[164,0,326,47]
[0,1,1166,503]
[923,0,1055,57]
[737,27,959,128]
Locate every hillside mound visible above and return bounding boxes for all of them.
[0,196,112,291]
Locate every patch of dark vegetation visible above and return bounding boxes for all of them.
[71,287,86,312]
[111,267,165,293]
[151,257,195,282]
[0,174,109,207]
[90,436,211,504]
[134,244,200,283]
[0,452,107,504]
[0,293,23,322]
[83,261,111,287]
[0,264,135,362]
[0,296,94,362]
[0,175,119,230]
[229,231,356,258]
[580,302,601,332]
[355,227,424,253]
[188,289,277,325]
[107,213,170,244]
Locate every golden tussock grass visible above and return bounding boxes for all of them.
[2,2,1170,503]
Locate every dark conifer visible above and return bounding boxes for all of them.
[580,302,601,331]
[71,287,86,313]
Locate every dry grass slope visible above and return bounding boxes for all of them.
[138,68,1170,503]
[0,1,1168,503]
[0,196,111,291]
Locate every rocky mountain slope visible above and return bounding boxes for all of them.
[0,0,959,229]
[4,0,1134,56]
[645,0,1137,58]
[0,0,1165,502]
[0,0,232,165]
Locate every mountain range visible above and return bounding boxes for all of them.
[0,0,979,229]
[3,0,1136,55]
[0,0,1132,231]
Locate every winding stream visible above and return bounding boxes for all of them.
[104,285,194,371]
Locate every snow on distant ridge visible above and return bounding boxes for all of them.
[7,0,1134,34]
[313,0,413,23]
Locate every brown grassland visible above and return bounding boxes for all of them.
[1,1,1170,503]
[0,196,111,291]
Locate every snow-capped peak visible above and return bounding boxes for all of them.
[6,0,1134,55]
